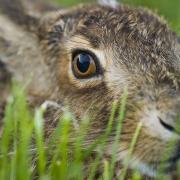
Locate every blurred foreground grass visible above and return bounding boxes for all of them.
[56,0,180,34]
[0,84,143,180]
[0,84,179,179]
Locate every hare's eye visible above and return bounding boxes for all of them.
[72,51,98,78]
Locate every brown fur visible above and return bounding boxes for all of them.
[0,0,180,179]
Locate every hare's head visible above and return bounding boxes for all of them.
[37,3,180,177]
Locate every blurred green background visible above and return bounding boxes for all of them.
[55,0,180,34]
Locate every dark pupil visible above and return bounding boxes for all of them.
[77,54,91,73]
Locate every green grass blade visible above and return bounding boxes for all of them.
[0,96,14,179]
[50,111,72,180]
[119,122,142,180]
[110,88,128,179]
[12,84,33,180]
[88,101,117,180]
[34,106,47,179]
[103,160,110,180]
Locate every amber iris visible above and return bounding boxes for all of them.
[73,53,96,78]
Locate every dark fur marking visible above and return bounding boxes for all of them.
[0,60,11,83]
[0,0,39,32]
[76,28,101,49]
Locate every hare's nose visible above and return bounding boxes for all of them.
[158,117,175,132]
[158,113,180,134]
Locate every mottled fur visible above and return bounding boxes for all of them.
[0,0,180,179]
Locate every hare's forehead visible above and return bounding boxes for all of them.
[65,33,180,88]
[64,33,152,72]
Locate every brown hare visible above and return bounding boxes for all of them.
[0,0,180,179]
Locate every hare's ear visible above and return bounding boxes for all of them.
[38,9,76,44]
[0,0,58,33]
[0,0,38,32]
[37,10,75,66]
[178,36,180,42]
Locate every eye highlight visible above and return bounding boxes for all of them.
[72,51,99,78]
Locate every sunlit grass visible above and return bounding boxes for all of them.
[0,84,141,179]
[0,84,179,179]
